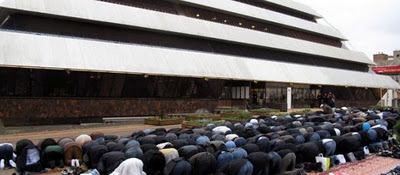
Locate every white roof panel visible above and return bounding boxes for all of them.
[0,31,397,89]
[180,0,342,39]
[261,0,322,18]
[0,0,373,65]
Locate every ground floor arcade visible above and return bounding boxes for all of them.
[0,67,385,126]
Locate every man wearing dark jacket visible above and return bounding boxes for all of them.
[97,151,125,175]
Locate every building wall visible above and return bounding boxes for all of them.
[373,53,389,62]
[0,98,244,126]
[394,50,400,60]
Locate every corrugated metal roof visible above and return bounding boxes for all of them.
[0,31,398,89]
[0,0,373,65]
[179,0,342,39]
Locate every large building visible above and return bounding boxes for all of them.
[373,50,400,84]
[372,51,400,107]
[0,0,398,126]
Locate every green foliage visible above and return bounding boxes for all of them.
[228,107,241,112]
[250,108,280,114]
[237,111,252,119]
[152,115,182,120]
[145,117,183,126]
[268,112,288,117]
[186,114,221,121]
[195,114,207,118]
[186,120,224,127]
[186,119,211,125]
[289,109,312,116]
[221,110,253,122]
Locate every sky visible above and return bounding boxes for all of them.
[295,0,400,60]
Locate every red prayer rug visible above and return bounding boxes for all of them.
[309,155,400,175]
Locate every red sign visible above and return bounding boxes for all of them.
[372,66,400,74]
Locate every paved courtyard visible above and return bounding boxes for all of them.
[0,123,181,146]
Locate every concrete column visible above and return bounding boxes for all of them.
[380,88,383,107]
[287,87,292,110]
[394,90,398,108]
[388,89,393,107]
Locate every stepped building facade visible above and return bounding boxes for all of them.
[0,0,398,125]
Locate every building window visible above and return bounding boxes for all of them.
[231,86,250,99]
[0,68,225,99]
[265,86,287,103]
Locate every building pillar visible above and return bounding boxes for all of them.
[388,89,394,107]
[287,87,292,110]
[394,90,398,108]
[380,88,383,107]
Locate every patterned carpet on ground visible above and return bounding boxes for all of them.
[309,155,400,175]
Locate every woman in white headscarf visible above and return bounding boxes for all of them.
[110,158,146,175]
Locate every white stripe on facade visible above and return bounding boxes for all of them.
[0,31,396,89]
[260,0,322,18]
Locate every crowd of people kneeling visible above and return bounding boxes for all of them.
[1,106,399,175]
